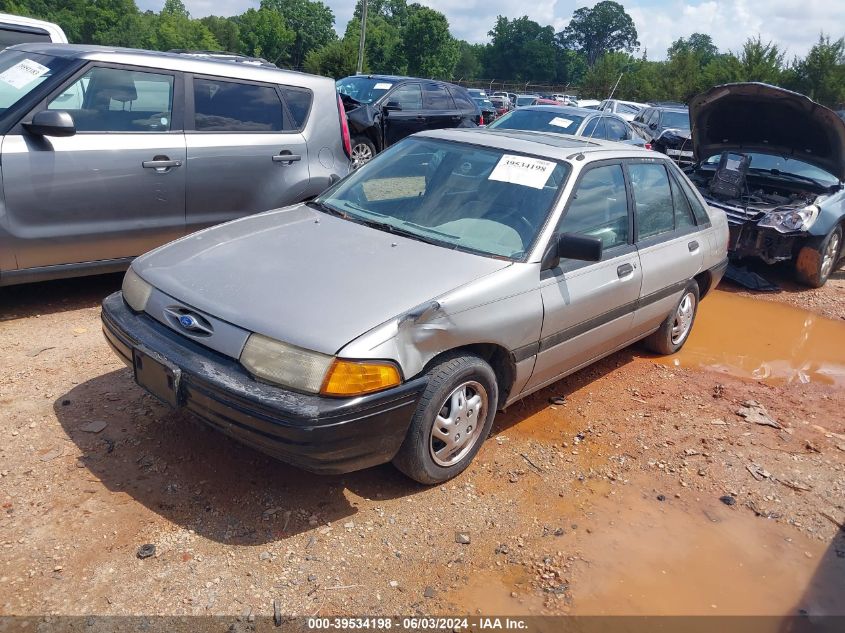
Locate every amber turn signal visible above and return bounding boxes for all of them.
[321,359,402,396]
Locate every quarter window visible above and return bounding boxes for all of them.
[630,163,674,239]
[670,173,696,228]
[559,164,629,249]
[448,86,476,111]
[279,86,312,129]
[193,78,284,131]
[388,83,422,110]
[47,66,174,132]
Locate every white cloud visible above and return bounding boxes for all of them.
[138,0,844,60]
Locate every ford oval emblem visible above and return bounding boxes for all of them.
[179,314,197,329]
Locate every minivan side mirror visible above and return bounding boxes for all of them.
[23,110,76,137]
[384,101,402,111]
[541,232,604,270]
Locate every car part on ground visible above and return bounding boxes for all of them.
[686,82,845,287]
[0,43,349,287]
[102,129,728,484]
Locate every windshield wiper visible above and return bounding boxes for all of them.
[748,167,826,188]
[307,200,347,218]
[353,217,447,247]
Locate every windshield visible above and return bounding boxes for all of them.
[316,137,570,259]
[0,50,66,113]
[488,109,586,135]
[661,110,690,130]
[703,153,839,187]
[474,98,494,109]
[516,96,537,107]
[335,76,395,105]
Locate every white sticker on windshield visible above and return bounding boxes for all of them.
[549,117,574,128]
[373,82,393,90]
[489,154,555,189]
[0,58,49,89]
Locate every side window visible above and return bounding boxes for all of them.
[605,117,629,141]
[676,169,711,224]
[193,78,284,132]
[582,117,607,139]
[646,109,659,127]
[423,83,456,110]
[670,172,696,228]
[448,86,476,112]
[559,164,629,250]
[630,162,674,239]
[388,83,422,110]
[279,86,312,129]
[47,66,174,132]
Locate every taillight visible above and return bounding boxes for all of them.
[479,113,484,126]
[644,143,652,150]
[337,94,352,159]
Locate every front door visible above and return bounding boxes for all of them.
[524,162,643,393]
[1,64,185,269]
[185,75,310,233]
[382,82,426,147]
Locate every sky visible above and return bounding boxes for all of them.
[136,0,845,61]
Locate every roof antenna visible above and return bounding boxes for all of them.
[587,71,624,142]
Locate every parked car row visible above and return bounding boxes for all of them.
[1,40,842,486]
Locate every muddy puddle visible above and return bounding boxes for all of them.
[461,483,845,617]
[667,290,845,387]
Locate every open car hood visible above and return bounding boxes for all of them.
[690,83,845,181]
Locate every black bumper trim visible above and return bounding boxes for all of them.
[101,292,427,474]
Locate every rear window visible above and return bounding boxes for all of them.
[0,26,52,47]
[448,86,476,111]
[280,86,312,129]
[660,110,690,130]
[489,109,585,135]
[193,78,284,132]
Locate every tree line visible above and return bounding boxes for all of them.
[2,0,843,107]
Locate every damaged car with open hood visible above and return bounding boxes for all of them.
[686,82,845,287]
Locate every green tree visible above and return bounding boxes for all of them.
[791,34,845,106]
[453,41,482,80]
[486,16,557,82]
[147,0,219,51]
[260,0,336,69]
[236,8,294,65]
[200,15,240,52]
[560,1,639,66]
[667,33,718,66]
[304,37,360,78]
[403,5,457,78]
[737,35,785,83]
[344,14,406,74]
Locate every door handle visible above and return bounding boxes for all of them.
[688,240,700,252]
[142,159,181,169]
[617,263,634,278]
[273,153,302,163]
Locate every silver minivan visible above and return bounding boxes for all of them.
[102,130,728,484]
[0,44,350,286]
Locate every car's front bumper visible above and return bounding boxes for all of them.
[728,222,803,264]
[101,292,427,474]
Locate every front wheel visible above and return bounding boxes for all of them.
[392,354,498,485]
[643,281,700,355]
[350,136,376,169]
[794,225,842,288]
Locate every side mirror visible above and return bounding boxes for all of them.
[23,110,76,137]
[383,101,402,112]
[542,232,603,270]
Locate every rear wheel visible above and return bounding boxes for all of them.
[350,136,376,169]
[392,354,498,485]
[643,281,700,355]
[794,225,842,288]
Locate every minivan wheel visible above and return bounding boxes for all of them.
[392,354,498,485]
[794,225,842,288]
[643,281,700,355]
[350,137,376,169]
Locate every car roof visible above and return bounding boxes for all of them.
[7,43,332,87]
[417,128,651,162]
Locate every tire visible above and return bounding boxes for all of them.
[643,281,700,355]
[392,354,499,485]
[794,225,842,288]
[350,136,376,169]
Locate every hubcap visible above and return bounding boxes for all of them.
[429,381,488,467]
[350,143,373,169]
[821,232,840,279]
[670,292,696,345]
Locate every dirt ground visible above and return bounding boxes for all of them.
[1,268,844,621]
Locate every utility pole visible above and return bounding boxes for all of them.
[356,0,368,75]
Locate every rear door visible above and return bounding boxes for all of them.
[1,63,185,269]
[382,82,425,147]
[627,159,704,336]
[448,86,481,125]
[524,161,642,393]
[184,75,310,233]
[422,82,460,131]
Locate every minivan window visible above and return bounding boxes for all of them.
[47,66,174,132]
[317,137,570,259]
[279,86,312,129]
[194,78,283,132]
[559,164,628,249]
[0,50,67,113]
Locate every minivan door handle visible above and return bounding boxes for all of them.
[273,152,302,163]
[617,263,634,278]
[688,240,700,252]
[142,157,182,171]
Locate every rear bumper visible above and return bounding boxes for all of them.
[101,292,426,474]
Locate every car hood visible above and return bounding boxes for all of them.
[690,82,845,181]
[132,204,512,355]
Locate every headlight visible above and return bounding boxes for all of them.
[122,267,153,312]
[240,333,402,396]
[758,204,819,233]
[240,334,334,393]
